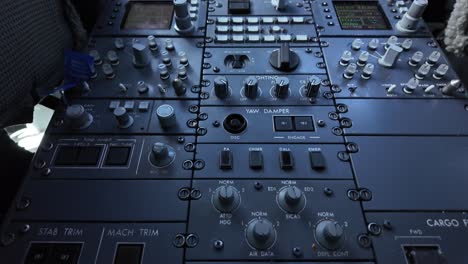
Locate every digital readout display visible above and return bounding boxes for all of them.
[333,1,391,30]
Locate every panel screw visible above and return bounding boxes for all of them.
[347,190,360,201]
[17,198,31,210]
[177,137,185,143]
[173,234,186,248]
[212,121,220,127]
[383,220,393,230]
[368,223,382,236]
[292,247,303,257]
[186,234,199,248]
[317,120,326,127]
[359,188,372,201]
[357,234,372,248]
[213,239,224,250]
[178,188,191,200]
[254,182,263,190]
[1,233,15,246]
[190,189,202,200]
[20,224,31,233]
[323,187,334,196]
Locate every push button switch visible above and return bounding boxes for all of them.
[274,116,293,131]
[114,244,143,264]
[309,150,326,170]
[51,244,82,264]
[294,116,315,131]
[55,146,80,166]
[280,150,294,170]
[105,146,132,166]
[76,146,102,166]
[219,150,233,170]
[249,150,263,170]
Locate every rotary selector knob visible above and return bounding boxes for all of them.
[244,76,259,99]
[156,104,176,128]
[269,43,300,72]
[212,185,241,213]
[304,75,321,98]
[214,76,230,99]
[315,220,345,250]
[277,186,306,214]
[275,77,290,98]
[149,142,176,168]
[174,0,194,34]
[246,218,276,250]
[132,43,151,68]
[113,107,134,128]
[65,105,93,130]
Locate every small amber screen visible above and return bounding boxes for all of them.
[123,2,174,30]
[333,1,391,30]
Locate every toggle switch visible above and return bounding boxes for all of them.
[379,44,403,67]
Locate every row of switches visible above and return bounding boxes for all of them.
[219,150,326,171]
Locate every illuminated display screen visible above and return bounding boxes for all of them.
[123,2,174,30]
[333,1,391,30]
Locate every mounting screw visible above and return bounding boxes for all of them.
[254,181,263,190]
[213,239,224,250]
[292,247,303,257]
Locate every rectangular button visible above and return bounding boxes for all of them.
[274,116,294,131]
[219,150,233,170]
[294,116,315,131]
[249,150,263,170]
[216,17,229,24]
[109,100,120,110]
[280,150,294,170]
[124,101,135,111]
[76,146,102,166]
[232,25,244,33]
[216,26,230,33]
[138,101,150,112]
[247,35,260,42]
[309,150,326,170]
[292,17,305,23]
[114,244,143,264]
[51,244,82,264]
[105,146,131,166]
[246,17,259,24]
[277,17,290,24]
[232,35,245,42]
[263,35,276,42]
[231,17,244,24]
[262,17,275,24]
[215,35,229,43]
[54,146,80,166]
[246,26,259,33]
[279,34,292,42]
[295,35,309,42]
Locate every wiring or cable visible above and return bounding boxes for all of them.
[444,0,468,56]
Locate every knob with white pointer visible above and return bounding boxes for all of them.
[304,75,321,98]
[65,104,93,130]
[214,76,229,99]
[149,142,176,167]
[269,42,300,72]
[275,77,290,98]
[246,218,276,250]
[277,186,306,214]
[244,76,259,99]
[113,107,134,128]
[315,220,345,250]
[212,185,241,213]
[442,80,462,96]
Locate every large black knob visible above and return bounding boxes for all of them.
[149,142,176,168]
[65,105,93,130]
[246,218,276,250]
[269,43,300,72]
[277,186,306,214]
[214,76,230,99]
[244,76,259,99]
[304,75,321,98]
[275,77,290,98]
[212,186,241,213]
[315,220,344,250]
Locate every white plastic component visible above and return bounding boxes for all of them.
[433,64,449,79]
[343,63,357,79]
[415,63,431,79]
[427,51,441,65]
[357,51,369,66]
[396,0,428,32]
[409,51,424,66]
[351,39,364,50]
[404,77,420,94]
[368,39,380,50]
[378,44,403,67]
[340,50,353,66]
[361,63,375,80]
[401,39,413,50]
